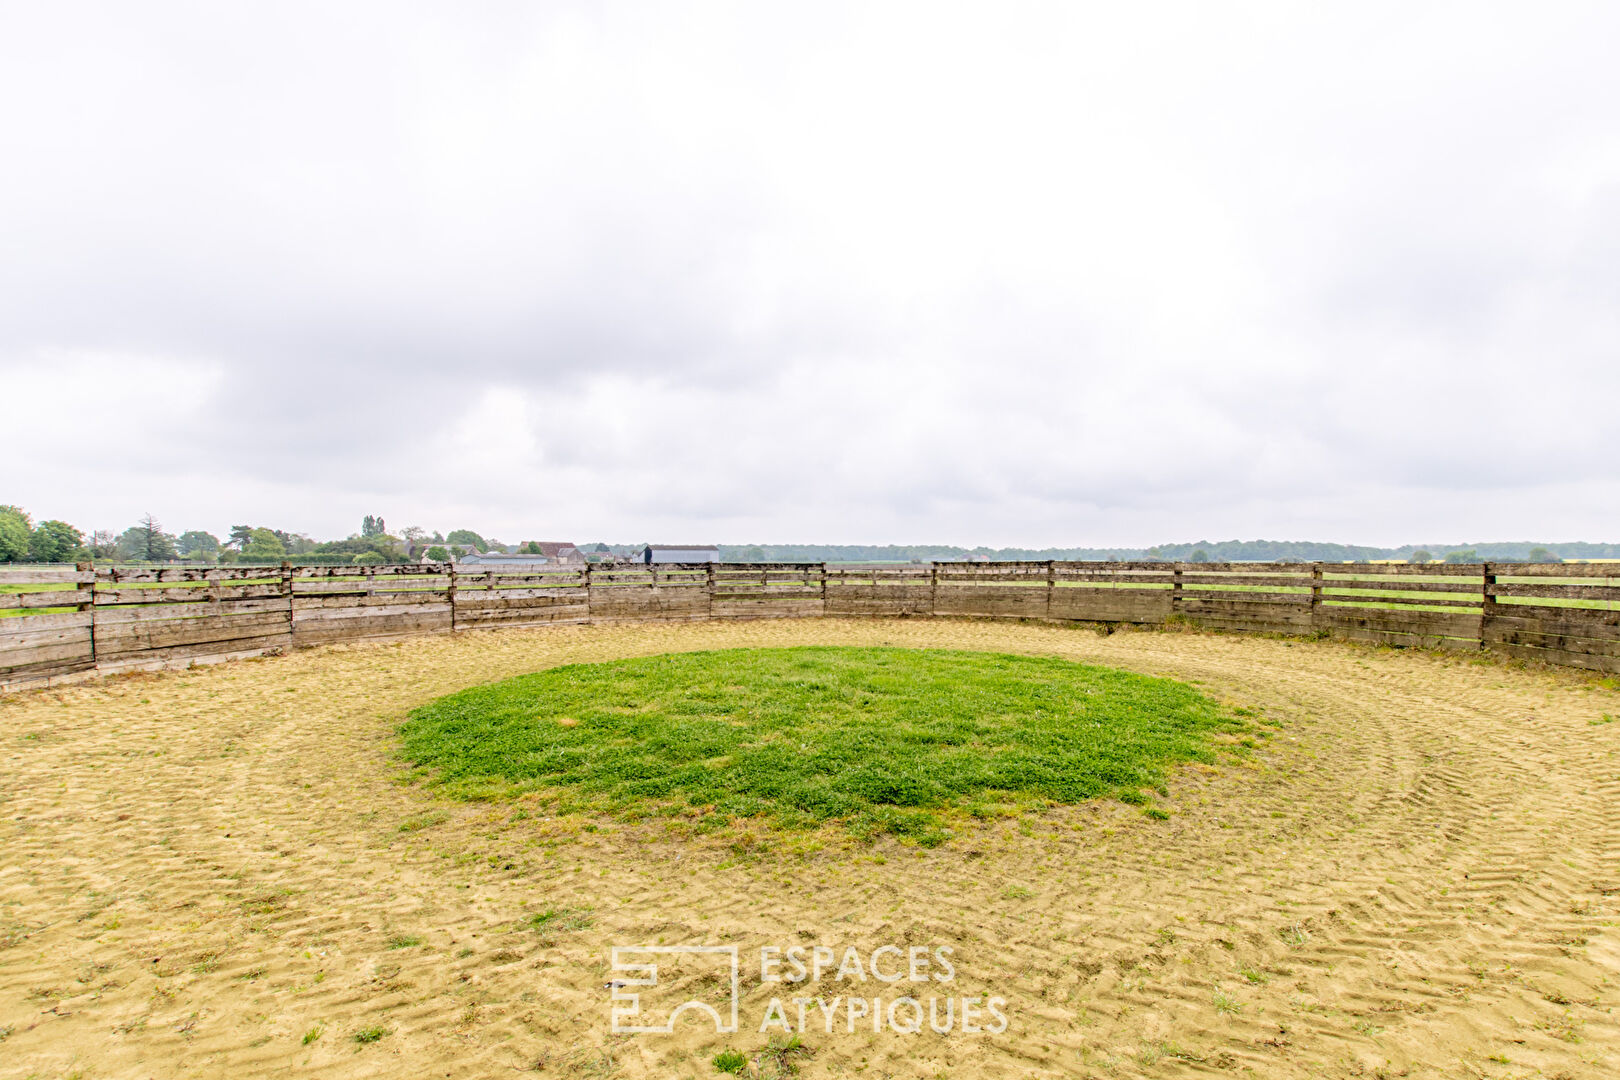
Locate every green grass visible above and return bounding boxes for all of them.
[400,646,1239,843]
[712,1049,748,1074]
[529,906,593,933]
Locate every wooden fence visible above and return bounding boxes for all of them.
[3,561,1619,690]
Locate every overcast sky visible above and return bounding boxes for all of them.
[3,2,1617,547]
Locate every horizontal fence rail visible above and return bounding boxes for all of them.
[3,561,1619,690]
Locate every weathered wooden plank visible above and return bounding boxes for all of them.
[292,578,448,595]
[0,637,94,668]
[935,594,1049,617]
[1491,563,1620,578]
[0,588,92,609]
[1179,592,1315,608]
[292,612,451,643]
[0,610,93,632]
[94,617,294,658]
[96,632,293,669]
[0,622,92,651]
[1482,627,1620,659]
[824,577,932,588]
[0,568,95,585]
[1049,592,1171,622]
[712,599,825,619]
[934,572,1047,583]
[101,566,282,584]
[1320,594,1482,609]
[1489,582,1620,602]
[455,589,591,606]
[93,607,292,638]
[1315,608,1482,636]
[0,657,96,685]
[1316,563,1484,577]
[1176,574,1313,588]
[824,601,933,615]
[291,565,442,578]
[455,595,593,614]
[93,597,291,625]
[456,607,590,627]
[1319,579,1483,595]
[293,592,448,610]
[1178,599,1314,625]
[93,584,285,605]
[1483,612,1620,640]
[293,602,451,622]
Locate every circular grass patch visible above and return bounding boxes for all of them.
[400,646,1240,843]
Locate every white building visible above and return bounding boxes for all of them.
[640,544,720,564]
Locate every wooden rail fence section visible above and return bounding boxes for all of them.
[3,561,1618,689]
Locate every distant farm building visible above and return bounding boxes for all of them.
[457,552,554,566]
[641,544,720,564]
[530,542,584,564]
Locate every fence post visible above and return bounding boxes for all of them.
[584,561,595,621]
[79,561,97,666]
[447,560,458,632]
[819,562,828,606]
[280,561,294,643]
[1046,559,1055,617]
[1172,564,1184,612]
[1481,562,1496,650]
[1310,562,1323,625]
[930,562,939,616]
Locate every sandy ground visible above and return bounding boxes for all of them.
[2,617,1619,1080]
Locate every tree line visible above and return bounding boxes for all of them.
[2,505,1606,566]
[0,507,531,566]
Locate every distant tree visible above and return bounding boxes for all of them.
[1409,549,1433,564]
[87,529,118,560]
[361,515,387,538]
[742,546,766,562]
[401,525,427,544]
[177,530,221,561]
[0,506,32,562]
[1189,549,1209,563]
[522,540,544,554]
[430,531,444,543]
[272,530,314,555]
[227,525,253,551]
[425,545,451,563]
[593,542,610,553]
[446,529,487,552]
[1444,549,1480,564]
[28,520,84,563]
[353,551,386,565]
[243,528,285,559]
[118,514,178,562]
[1526,546,1558,564]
